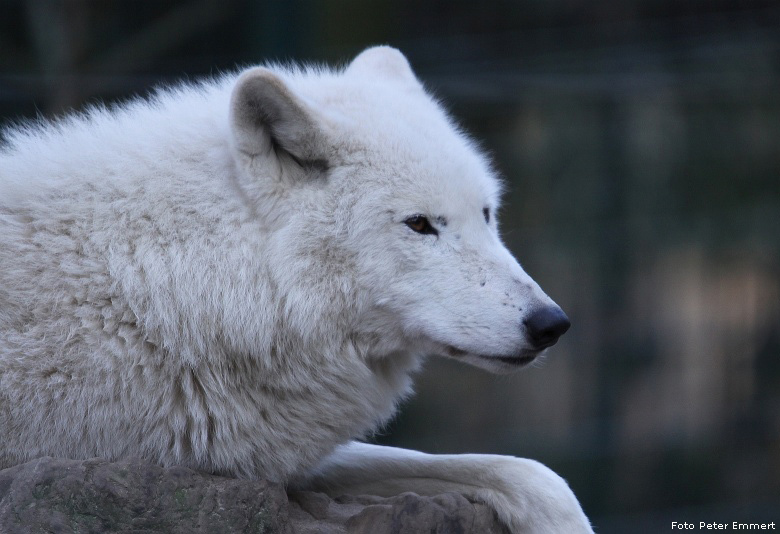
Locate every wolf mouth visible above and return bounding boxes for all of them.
[445,346,539,366]
[489,354,538,366]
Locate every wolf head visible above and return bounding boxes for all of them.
[228,46,569,374]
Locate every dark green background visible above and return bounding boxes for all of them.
[2,1,778,531]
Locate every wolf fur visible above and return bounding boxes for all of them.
[0,47,592,532]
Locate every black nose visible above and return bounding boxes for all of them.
[524,306,571,349]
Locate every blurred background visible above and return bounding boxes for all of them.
[1,1,778,531]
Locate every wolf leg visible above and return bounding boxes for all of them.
[296,441,593,534]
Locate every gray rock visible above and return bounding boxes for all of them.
[0,457,290,534]
[0,457,508,533]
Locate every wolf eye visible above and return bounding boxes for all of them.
[404,215,438,236]
[483,207,490,223]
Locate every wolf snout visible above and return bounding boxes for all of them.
[523,306,571,349]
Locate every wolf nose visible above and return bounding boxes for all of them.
[524,306,571,349]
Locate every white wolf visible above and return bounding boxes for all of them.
[0,46,592,532]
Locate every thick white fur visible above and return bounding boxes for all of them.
[0,47,591,532]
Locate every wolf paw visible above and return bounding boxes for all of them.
[474,456,594,534]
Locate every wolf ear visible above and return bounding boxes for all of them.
[229,67,328,169]
[346,46,420,85]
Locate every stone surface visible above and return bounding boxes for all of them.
[0,457,508,533]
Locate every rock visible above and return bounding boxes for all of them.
[0,457,508,533]
[289,491,509,533]
[0,457,290,534]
